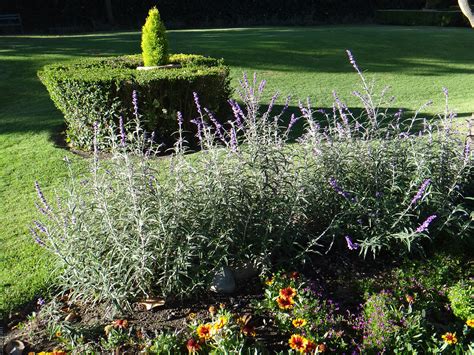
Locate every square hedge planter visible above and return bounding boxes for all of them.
[38,54,231,151]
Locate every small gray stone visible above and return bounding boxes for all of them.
[210,266,236,294]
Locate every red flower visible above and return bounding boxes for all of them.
[241,324,256,337]
[304,340,317,353]
[112,319,128,329]
[186,338,201,353]
[279,287,297,299]
[277,296,295,309]
[289,334,307,352]
[289,271,300,279]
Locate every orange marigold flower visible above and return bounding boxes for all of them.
[197,323,214,340]
[442,332,458,345]
[405,294,414,304]
[112,319,128,329]
[280,287,297,299]
[186,338,201,353]
[292,318,307,328]
[289,334,307,352]
[318,343,327,353]
[304,340,317,353]
[55,331,62,337]
[241,324,256,337]
[52,351,67,355]
[467,319,474,328]
[277,296,295,309]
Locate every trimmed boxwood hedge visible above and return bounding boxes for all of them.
[38,54,231,150]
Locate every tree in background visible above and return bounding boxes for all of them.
[141,7,169,67]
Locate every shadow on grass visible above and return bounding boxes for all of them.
[0,27,473,143]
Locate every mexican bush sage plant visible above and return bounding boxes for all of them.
[31,53,472,313]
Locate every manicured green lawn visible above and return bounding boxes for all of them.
[1,25,473,318]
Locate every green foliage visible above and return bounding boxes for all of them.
[37,54,231,150]
[448,280,474,321]
[376,9,470,27]
[141,7,169,67]
[254,272,349,350]
[149,333,182,354]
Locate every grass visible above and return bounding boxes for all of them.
[1,25,473,318]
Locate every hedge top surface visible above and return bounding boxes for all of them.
[38,54,227,82]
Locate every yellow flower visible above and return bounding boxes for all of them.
[55,330,62,337]
[214,316,228,330]
[289,334,307,352]
[442,332,458,345]
[292,318,307,328]
[197,323,214,340]
[265,277,274,286]
[187,312,197,320]
[467,319,474,328]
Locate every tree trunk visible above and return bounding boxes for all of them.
[458,0,474,27]
[104,0,115,25]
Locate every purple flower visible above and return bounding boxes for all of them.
[346,50,362,75]
[329,177,352,200]
[34,181,51,213]
[34,220,47,234]
[193,92,202,116]
[228,99,245,129]
[119,116,126,146]
[37,298,45,307]
[230,127,238,152]
[415,215,437,233]
[177,111,183,129]
[442,87,449,98]
[132,90,139,117]
[287,113,299,133]
[411,179,431,205]
[345,236,360,250]
[258,79,266,94]
[190,119,203,143]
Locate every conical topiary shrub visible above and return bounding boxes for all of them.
[141,7,169,67]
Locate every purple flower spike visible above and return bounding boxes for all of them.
[287,113,299,133]
[119,116,126,146]
[258,79,267,94]
[177,111,183,129]
[35,181,51,213]
[346,50,362,75]
[230,128,238,152]
[345,236,360,251]
[193,92,202,116]
[442,87,449,98]
[411,179,431,206]
[415,215,437,234]
[132,90,139,117]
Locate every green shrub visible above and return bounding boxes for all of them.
[448,280,474,321]
[141,7,169,67]
[38,54,231,150]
